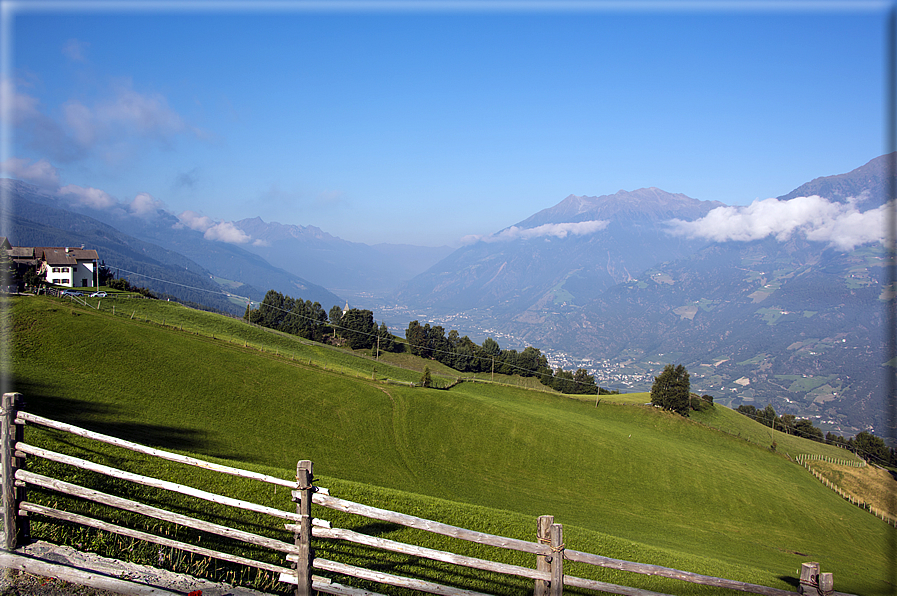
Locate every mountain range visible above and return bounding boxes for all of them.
[392,154,895,437]
[2,153,893,436]
[394,188,724,315]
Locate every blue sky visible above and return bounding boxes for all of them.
[1,1,893,246]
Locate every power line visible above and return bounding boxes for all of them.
[111,266,601,390]
[115,266,251,303]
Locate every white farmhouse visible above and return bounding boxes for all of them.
[36,247,99,288]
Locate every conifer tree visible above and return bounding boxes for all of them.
[420,366,433,388]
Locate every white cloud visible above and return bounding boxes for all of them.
[62,100,97,147]
[463,220,609,244]
[0,78,41,126]
[62,39,89,63]
[61,80,196,150]
[204,221,251,244]
[176,210,251,244]
[58,184,118,210]
[57,185,167,220]
[8,75,206,164]
[0,157,60,189]
[666,195,886,251]
[100,80,191,139]
[128,192,165,216]
[177,210,215,232]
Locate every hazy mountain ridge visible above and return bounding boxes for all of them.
[0,189,242,313]
[233,217,453,299]
[776,152,896,206]
[395,188,723,315]
[0,179,342,311]
[518,187,726,227]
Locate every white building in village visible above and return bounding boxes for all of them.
[34,246,100,288]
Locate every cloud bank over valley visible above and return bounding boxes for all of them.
[462,220,610,245]
[175,210,255,245]
[665,195,887,251]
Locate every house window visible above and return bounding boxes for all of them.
[52,267,59,273]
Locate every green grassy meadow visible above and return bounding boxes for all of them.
[5,295,895,595]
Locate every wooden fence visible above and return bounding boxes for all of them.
[794,454,865,468]
[1,393,851,596]
[797,459,897,527]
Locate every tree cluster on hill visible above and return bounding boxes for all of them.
[735,404,825,442]
[247,293,602,394]
[825,430,897,467]
[649,364,714,416]
[404,321,599,394]
[735,404,897,467]
[247,290,328,342]
[108,277,157,299]
[246,290,400,353]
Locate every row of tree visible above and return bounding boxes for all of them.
[245,293,603,394]
[404,321,599,394]
[825,430,897,467]
[246,290,400,353]
[735,404,826,442]
[735,404,897,466]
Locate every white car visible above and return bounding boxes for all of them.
[89,291,108,298]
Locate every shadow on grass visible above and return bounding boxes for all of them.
[352,521,403,537]
[777,575,800,589]
[10,378,221,455]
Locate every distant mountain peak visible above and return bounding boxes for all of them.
[777,152,896,205]
[234,217,335,243]
[519,187,725,228]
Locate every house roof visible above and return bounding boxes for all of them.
[9,247,34,259]
[37,247,99,265]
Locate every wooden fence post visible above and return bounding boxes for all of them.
[799,562,833,595]
[294,460,314,596]
[535,515,553,596]
[549,522,564,596]
[2,393,24,550]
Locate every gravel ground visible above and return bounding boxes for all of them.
[1,569,122,596]
[2,542,274,596]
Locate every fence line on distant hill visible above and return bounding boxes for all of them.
[797,459,896,528]
[693,420,869,466]
[794,453,866,468]
[2,393,854,596]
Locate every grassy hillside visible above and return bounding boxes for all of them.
[6,295,895,595]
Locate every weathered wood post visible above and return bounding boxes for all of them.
[294,460,314,596]
[549,522,564,596]
[1,393,25,550]
[798,562,833,595]
[535,515,553,596]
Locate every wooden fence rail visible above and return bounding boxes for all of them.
[1,393,852,596]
